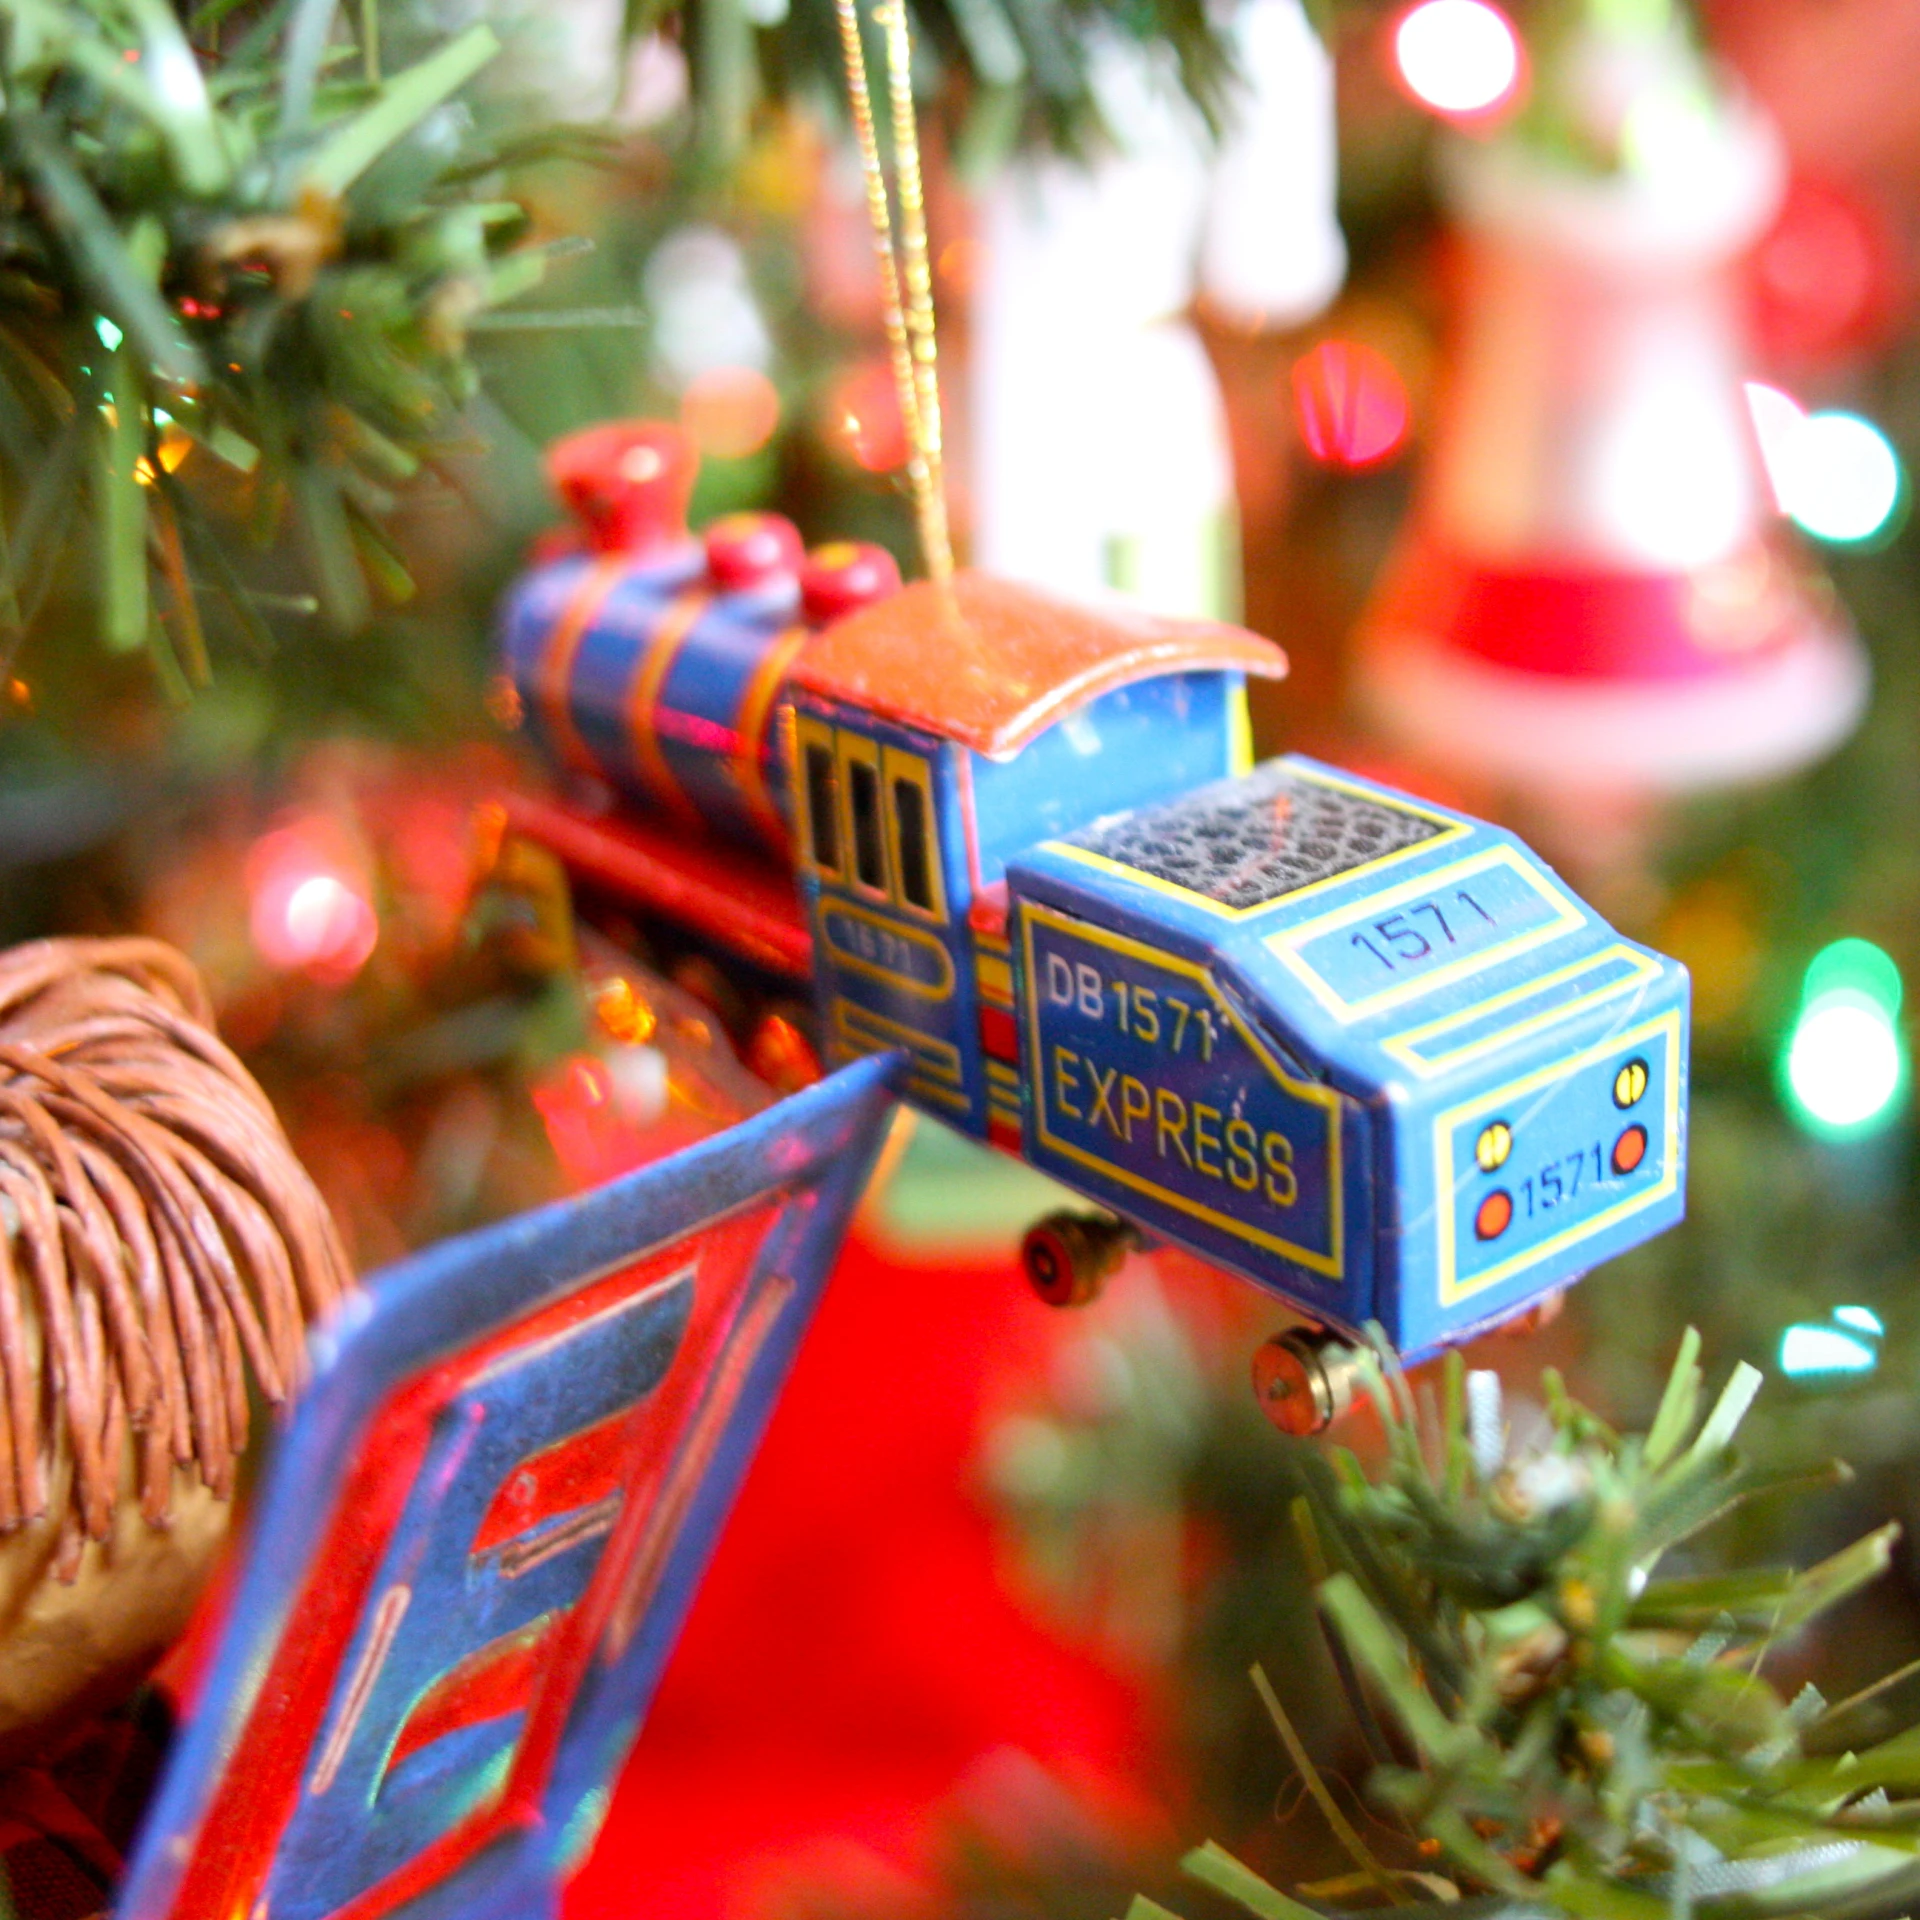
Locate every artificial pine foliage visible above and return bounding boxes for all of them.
[1133,1333,1920,1920]
[0,0,594,683]
[785,1331,1920,1920]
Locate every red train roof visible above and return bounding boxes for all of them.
[790,571,1287,759]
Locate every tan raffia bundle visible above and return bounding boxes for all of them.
[0,938,352,1561]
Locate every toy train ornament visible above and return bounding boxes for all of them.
[499,422,1690,1430]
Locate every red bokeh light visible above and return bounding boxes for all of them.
[1751,176,1897,365]
[823,360,909,474]
[245,822,378,984]
[1291,340,1413,470]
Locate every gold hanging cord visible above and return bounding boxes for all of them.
[832,0,953,583]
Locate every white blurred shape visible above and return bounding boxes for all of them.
[1395,0,1521,116]
[1780,411,1903,545]
[645,227,771,389]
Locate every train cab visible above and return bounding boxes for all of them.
[785,571,1286,1140]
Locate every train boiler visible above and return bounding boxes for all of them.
[499,420,1691,1422]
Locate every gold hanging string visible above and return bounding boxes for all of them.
[832,0,954,583]
[879,0,947,558]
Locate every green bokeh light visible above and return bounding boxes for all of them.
[1780,940,1908,1139]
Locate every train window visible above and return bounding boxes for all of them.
[849,759,887,891]
[893,777,933,910]
[804,743,840,874]
[883,746,945,921]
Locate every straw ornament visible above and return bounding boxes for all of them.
[0,938,351,1568]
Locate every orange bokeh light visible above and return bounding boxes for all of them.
[680,366,782,461]
[823,360,909,474]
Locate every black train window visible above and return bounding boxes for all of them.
[1066,763,1448,913]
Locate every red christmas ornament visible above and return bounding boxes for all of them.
[1357,89,1867,797]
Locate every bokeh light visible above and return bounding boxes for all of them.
[824,360,909,473]
[1393,0,1521,118]
[644,226,772,390]
[247,824,379,984]
[1804,936,1904,1018]
[1779,1322,1879,1379]
[1782,411,1903,544]
[680,365,781,460]
[1292,341,1412,470]
[1749,388,1904,545]
[1753,178,1891,363]
[1780,938,1908,1139]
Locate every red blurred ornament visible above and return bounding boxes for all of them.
[824,359,910,474]
[565,1232,1168,1920]
[1357,85,1867,799]
[1750,175,1899,366]
[1292,340,1412,469]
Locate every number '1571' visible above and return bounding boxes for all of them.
[1351,890,1493,973]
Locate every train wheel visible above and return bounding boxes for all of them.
[1020,1210,1134,1307]
[1251,1328,1365,1437]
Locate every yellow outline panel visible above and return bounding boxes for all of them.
[833,999,972,1117]
[907,1076,974,1114]
[834,997,963,1081]
[1041,764,1468,923]
[1021,903,1345,1279]
[837,731,890,901]
[882,744,948,925]
[1266,847,1585,1023]
[1434,1011,1683,1307]
[1382,945,1663,1079]
[792,712,841,881]
[819,898,955,1001]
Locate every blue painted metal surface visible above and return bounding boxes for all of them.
[1008,756,1689,1360]
[116,1052,901,1920]
[787,700,988,1137]
[964,674,1245,880]
[497,542,708,790]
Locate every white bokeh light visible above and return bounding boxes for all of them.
[1394,0,1521,116]
[1787,995,1905,1133]
[1744,381,1806,512]
[1748,395,1904,545]
[1779,1324,1878,1378]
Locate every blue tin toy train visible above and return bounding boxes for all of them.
[498,420,1690,1428]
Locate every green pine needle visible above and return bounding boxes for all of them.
[0,0,576,683]
[1146,1335,1920,1920]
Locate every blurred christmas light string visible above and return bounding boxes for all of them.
[833,0,954,581]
